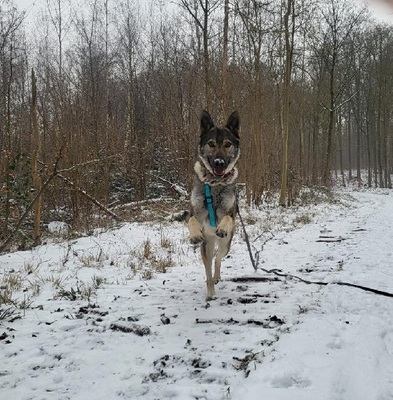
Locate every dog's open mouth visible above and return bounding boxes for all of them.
[213,167,226,177]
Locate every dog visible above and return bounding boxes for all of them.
[188,110,240,300]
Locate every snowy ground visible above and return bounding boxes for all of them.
[1,188,393,400]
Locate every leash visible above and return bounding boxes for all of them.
[204,183,217,227]
[236,190,393,299]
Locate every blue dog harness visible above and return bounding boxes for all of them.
[204,183,217,227]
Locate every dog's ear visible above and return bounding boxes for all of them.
[226,111,240,138]
[201,110,214,136]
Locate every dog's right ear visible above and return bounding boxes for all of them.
[200,110,214,136]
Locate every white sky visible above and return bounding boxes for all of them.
[362,0,393,21]
[12,0,393,29]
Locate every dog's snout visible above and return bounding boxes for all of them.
[214,158,226,168]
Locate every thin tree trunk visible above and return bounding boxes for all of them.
[347,108,352,181]
[337,111,345,186]
[203,1,210,109]
[31,68,42,246]
[324,51,336,185]
[279,0,294,207]
[221,0,229,120]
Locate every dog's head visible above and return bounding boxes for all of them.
[198,110,240,177]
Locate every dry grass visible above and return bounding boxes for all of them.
[128,237,175,280]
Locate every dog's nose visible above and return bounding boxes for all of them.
[214,158,226,168]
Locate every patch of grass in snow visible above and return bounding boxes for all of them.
[233,351,263,377]
[0,264,40,310]
[293,213,312,226]
[128,238,174,280]
[0,271,22,305]
[159,227,173,250]
[53,275,105,302]
[55,280,97,302]
[297,186,336,206]
[0,306,18,321]
[79,253,106,269]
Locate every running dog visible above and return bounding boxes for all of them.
[188,110,240,300]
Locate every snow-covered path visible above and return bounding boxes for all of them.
[236,191,393,400]
[1,190,393,399]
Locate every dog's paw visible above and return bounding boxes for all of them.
[190,234,204,246]
[215,228,228,238]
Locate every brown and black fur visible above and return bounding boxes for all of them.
[188,110,240,300]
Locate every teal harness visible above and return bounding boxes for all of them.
[204,183,217,227]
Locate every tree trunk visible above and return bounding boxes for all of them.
[203,1,210,109]
[221,0,229,120]
[279,0,294,207]
[324,52,336,185]
[31,68,42,246]
[347,108,352,181]
[337,111,345,186]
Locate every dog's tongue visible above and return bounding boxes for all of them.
[214,168,225,176]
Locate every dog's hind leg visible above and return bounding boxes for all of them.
[214,235,232,284]
[201,237,216,300]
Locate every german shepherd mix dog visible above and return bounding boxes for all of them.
[188,110,240,300]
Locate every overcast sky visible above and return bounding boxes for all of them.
[12,0,393,28]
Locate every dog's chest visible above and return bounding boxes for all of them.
[210,185,235,212]
[191,182,235,214]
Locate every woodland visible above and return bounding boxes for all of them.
[0,0,392,250]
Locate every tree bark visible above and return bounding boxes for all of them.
[31,68,42,246]
[279,0,295,207]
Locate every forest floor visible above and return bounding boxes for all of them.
[1,186,393,400]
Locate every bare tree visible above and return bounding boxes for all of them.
[279,0,295,207]
[178,0,220,109]
[0,2,28,242]
[318,0,367,184]
[31,69,42,246]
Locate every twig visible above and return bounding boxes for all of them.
[56,155,119,174]
[54,173,121,221]
[37,158,121,221]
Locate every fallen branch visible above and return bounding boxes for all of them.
[54,173,121,221]
[37,158,121,221]
[316,235,346,243]
[229,276,280,283]
[156,176,188,198]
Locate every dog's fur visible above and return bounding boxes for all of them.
[188,110,240,300]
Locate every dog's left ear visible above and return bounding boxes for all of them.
[226,111,240,138]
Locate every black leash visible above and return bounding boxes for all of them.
[236,196,393,299]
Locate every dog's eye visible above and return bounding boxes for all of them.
[208,141,215,148]
[224,142,232,148]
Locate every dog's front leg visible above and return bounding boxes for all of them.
[201,238,216,300]
[188,216,204,245]
[216,215,234,238]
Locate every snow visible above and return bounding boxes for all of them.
[47,221,70,236]
[1,189,393,399]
